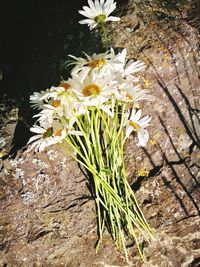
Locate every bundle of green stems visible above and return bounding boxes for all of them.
[62,100,154,262]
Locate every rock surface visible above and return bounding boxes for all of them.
[0,98,19,158]
[0,1,200,266]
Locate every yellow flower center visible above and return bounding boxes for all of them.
[88,58,106,68]
[130,121,140,130]
[55,129,63,136]
[59,82,71,91]
[52,100,61,108]
[82,84,101,97]
[94,14,106,24]
[126,93,133,100]
[133,102,140,109]
[43,127,53,138]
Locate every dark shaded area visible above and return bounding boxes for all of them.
[1,1,83,99]
[0,0,128,152]
[0,0,127,100]
[190,257,200,267]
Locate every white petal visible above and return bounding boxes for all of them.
[129,108,136,121]
[125,125,134,139]
[106,16,120,22]
[134,109,142,122]
[100,105,114,117]
[78,10,93,19]
[139,116,151,127]
[137,129,149,147]
[27,135,41,144]
[30,126,44,134]
[79,19,94,25]
[88,0,98,15]
[125,60,145,75]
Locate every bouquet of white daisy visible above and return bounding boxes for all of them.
[28,0,155,262]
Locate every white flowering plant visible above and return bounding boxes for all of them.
[28,0,155,263]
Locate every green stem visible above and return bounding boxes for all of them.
[98,22,110,51]
[61,105,155,263]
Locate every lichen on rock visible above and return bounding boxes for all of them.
[0,0,200,266]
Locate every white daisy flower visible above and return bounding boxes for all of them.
[27,124,66,152]
[58,81,72,92]
[33,93,78,130]
[78,0,120,30]
[117,83,155,105]
[123,58,145,78]
[69,71,116,108]
[68,50,114,76]
[29,85,68,110]
[33,96,65,125]
[33,108,54,127]
[109,48,127,73]
[29,89,51,110]
[125,109,151,147]
[39,86,66,101]
[27,118,83,152]
[112,49,145,79]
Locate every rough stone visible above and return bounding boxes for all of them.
[0,99,19,158]
[0,0,200,266]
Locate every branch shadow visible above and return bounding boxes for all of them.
[145,27,200,148]
[119,4,200,150]
[117,6,200,219]
[156,77,200,148]
[159,117,200,214]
